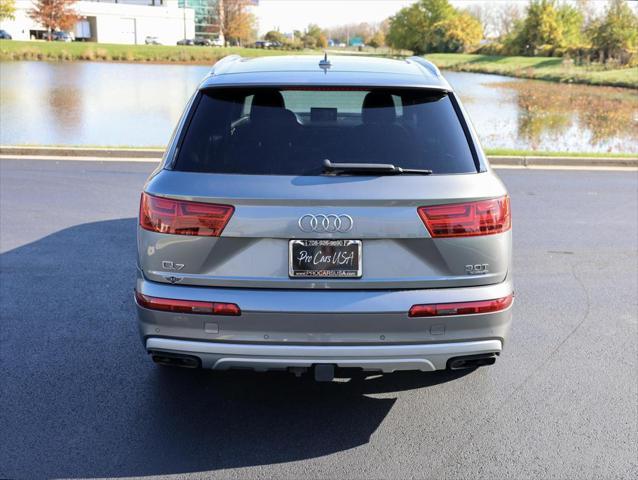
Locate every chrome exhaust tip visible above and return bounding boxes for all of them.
[150,351,200,369]
[447,353,497,370]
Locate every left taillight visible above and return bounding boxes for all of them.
[418,196,510,238]
[135,291,241,316]
[139,192,234,237]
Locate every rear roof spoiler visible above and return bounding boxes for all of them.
[210,55,242,75]
[406,56,442,78]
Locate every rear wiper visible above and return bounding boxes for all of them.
[322,159,432,176]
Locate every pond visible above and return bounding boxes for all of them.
[1,61,636,153]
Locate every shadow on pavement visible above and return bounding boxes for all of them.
[0,218,472,478]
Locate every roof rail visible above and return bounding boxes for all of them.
[210,54,242,75]
[407,56,441,78]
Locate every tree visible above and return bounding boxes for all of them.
[496,2,523,38]
[504,0,586,55]
[219,0,256,46]
[329,22,377,45]
[367,30,385,49]
[0,0,16,21]
[264,30,285,44]
[433,11,483,53]
[466,4,500,38]
[386,0,457,54]
[517,0,563,54]
[589,0,638,62]
[28,0,78,38]
[302,24,327,49]
[557,3,584,48]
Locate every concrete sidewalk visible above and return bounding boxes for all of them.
[1,145,637,169]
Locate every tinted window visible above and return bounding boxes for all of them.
[175,87,477,175]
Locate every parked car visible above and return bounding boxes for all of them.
[0,30,12,40]
[194,37,212,46]
[210,37,224,47]
[52,31,73,42]
[135,55,513,380]
[253,40,271,48]
[176,39,194,46]
[145,36,161,45]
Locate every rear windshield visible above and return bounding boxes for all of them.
[174,87,478,175]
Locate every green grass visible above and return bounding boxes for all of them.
[425,53,638,89]
[2,40,636,88]
[484,148,637,158]
[0,40,319,63]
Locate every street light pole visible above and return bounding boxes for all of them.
[182,0,187,41]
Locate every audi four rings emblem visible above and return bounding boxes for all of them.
[298,214,354,233]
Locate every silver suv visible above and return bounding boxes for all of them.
[135,55,513,380]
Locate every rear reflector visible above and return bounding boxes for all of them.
[408,294,513,317]
[139,192,234,237]
[135,291,241,316]
[418,196,510,238]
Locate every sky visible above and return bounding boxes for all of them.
[252,0,631,35]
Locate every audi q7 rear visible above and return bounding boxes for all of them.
[135,55,513,378]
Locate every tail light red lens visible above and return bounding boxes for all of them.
[409,294,513,318]
[212,302,242,316]
[139,192,234,237]
[418,196,510,238]
[135,291,241,316]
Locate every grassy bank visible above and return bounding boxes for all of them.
[0,40,313,63]
[483,149,636,158]
[1,40,636,88]
[3,144,635,159]
[425,53,638,89]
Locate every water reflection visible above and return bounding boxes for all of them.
[0,61,208,147]
[0,61,636,153]
[493,80,638,152]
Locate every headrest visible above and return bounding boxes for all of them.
[250,90,285,115]
[361,91,396,124]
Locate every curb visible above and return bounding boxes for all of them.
[489,155,638,168]
[1,146,637,168]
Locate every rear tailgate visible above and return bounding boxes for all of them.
[139,170,510,290]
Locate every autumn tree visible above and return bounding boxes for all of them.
[504,0,586,55]
[589,0,638,62]
[367,30,386,49]
[433,11,483,53]
[219,0,256,46]
[29,0,78,38]
[510,0,564,54]
[301,24,327,49]
[386,0,481,54]
[0,0,16,21]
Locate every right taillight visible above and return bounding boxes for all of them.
[139,192,234,237]
[418,196,510,238]
[409,294,513,318]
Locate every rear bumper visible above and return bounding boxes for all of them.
[146,337,502,372]
[136,273,512,372]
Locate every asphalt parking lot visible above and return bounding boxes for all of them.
[1,159,636,479]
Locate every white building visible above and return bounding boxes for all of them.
[0,0,195,45]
